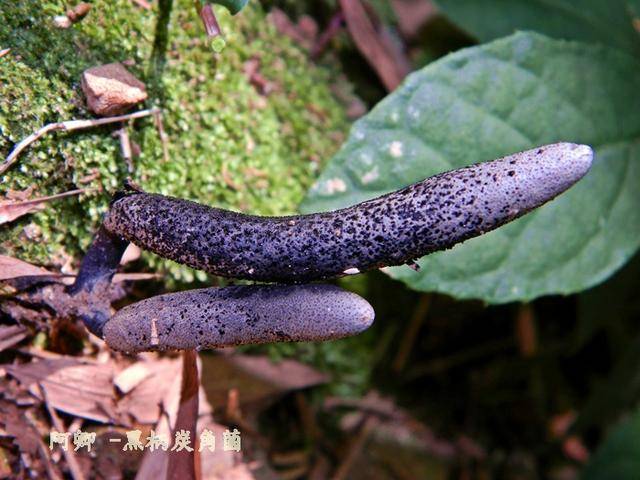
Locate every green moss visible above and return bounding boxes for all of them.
[0,0,348,282]
[0,1,374,394]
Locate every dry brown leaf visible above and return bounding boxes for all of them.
[66,2,91,23]
[332,391,463,463]
[113,362,155,394]
[340,0,409,91]
[135,355,247,480]
[201,353,328,410]
[0,401,40,456]
[0,400,63,479]
[40,384,88,480]
[0,325,28,352]
[5,358,119,423]
[118,358,182,425]
[0,255,58,281]
[563,436,589,463]
[131,0,152,9]
[5,185,36,201]
[0,189,88,225]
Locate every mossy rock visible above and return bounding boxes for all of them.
[0,1,374,395]
[0,0,348,282]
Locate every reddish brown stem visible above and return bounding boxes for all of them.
[196,1,222,37]
[311,11,345,59]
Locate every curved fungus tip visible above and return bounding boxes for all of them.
[102,143,594,283]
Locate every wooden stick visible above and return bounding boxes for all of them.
[115,127,134,173]
[167,350,199,480]
[194,1,222,38]
[39,384,86,480]
[392,293,430,372]
[1,108,160,175]
[153,109,171,163]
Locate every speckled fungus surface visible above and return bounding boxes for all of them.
[103,284,375,352]
[102,143,593,283]
[0,0,349,283]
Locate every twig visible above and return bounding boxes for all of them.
[23,410,63,480]
[195,1,222,38]
[1,188,95,225]
[1,108,160,175]
[114,127,134,173]
[131,0,152,9]
[39,383,87,480]
[2,189,92,207]
[311,12,345,59]
[295,392,320,442]
[167,350,199,480]
[404,338,514,380]
[515,303,537,357]
[339,0,409,90]
[331,415,378,480]
[392,293,430,372]
[153,109,171,163]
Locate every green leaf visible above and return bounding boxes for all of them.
[434,0,640,56]
[211,0,248,15]
[301,32,640,303]
[581,406,640,479]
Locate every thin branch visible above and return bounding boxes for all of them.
[114,127,134,173]
[1,188,94,225]
[195,1,222,37]
[392,293,430,372]
[153,109,171,163]
[167,350,199,479]
[131,0,152,9]
[332,415,378,480]
[311,11,345,59]
[1,108,159,175]
[2,188,92,209]
[339,0,409,91]
[39,384,86,480]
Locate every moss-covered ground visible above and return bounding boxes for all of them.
[0,0,380,395]
[0,0,348,282]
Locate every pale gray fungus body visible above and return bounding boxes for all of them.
[103,284,375,352]
[103,143,593,283]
